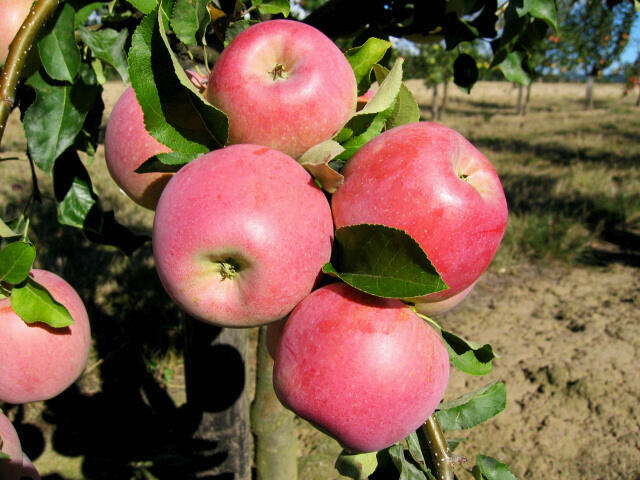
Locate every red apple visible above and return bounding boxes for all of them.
[205,19,357,159]
[273,282,450,453]
[414,281,477,316]
[332,122,507,302]
[104,86,172,210]
[0,270,91,404]
[0,0,32,66]
[152,144,334,327]
[20,454,40,480]
[0,411,22,480]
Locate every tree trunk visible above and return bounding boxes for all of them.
[251,327,298,480]
[184,319,251,480]
[523,81,532,116]
[585,75,595,110]
[516,83,524,115]
[431,84,439,120]
[438,81,448,120]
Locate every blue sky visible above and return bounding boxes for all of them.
[620,12,640,64]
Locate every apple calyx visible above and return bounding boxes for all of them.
[216,258,242,280]
[269,64,288,81]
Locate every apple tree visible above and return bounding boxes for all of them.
[0,1,589,480]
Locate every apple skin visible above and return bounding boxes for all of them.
[0,411,22,480]
[104,86,172,210]
[332,122,507,302]
[0,270,91,404]
[153,144,334,327]
[0,0,32,66]
[273,282,450,453]
[20,454,40,480]
[205,19,357,159]
[414,280,476,317]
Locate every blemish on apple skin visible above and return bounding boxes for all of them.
[253,147,271,156]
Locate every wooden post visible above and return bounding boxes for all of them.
[183,318,251,480]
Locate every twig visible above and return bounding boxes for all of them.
[419,415,465,480]
[0,0,60,146]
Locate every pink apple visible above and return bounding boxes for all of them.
[414,281,477,316]
[0,410,22,480]
[0,270,91,404]
[104,86,172,210]
[356,88,375,110]
[332,122,507,302]
[205,19,357,159]
[0,0,32,66]
[20,454,40,480]
[273,282,450,453]
[152,144,334,327]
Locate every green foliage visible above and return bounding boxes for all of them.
[323,224,447,299]
[436,382,507,431]
[0,241,35,284]
[11,276,75,328]
[472,455,518,480]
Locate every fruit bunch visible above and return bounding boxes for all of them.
[103,18,508,455]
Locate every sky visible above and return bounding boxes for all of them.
[620,12,640,64]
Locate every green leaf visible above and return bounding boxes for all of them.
[435,382,507,430]
[127,0,158,14]
[344,37,392,94]
[473,455,518,480]
[297,140,345,193]
[78,27,129,83]
[447,438,464,452]
[497,51,531,86]
[372,64,419,128]
[323,224,448,299]
[0,215,28,241]
[38,3,81,82]
[128,7,228,154]
[225,19,255,47]
[57,178,96,229]
[0,242,36,285]
[529,0,557,31]
[255,0,290,17]
[10,277,74,328]
[514,0,534,17]
[453,53,478,93]
[356,57,403,117]
[0,218,19,238]
[406,432,429,473]
[171,0,211,46]
[23,67,100,174]
[388,444,430,480]
[335,450,379,480]
[135,151,200,173]
[441,330,496,376]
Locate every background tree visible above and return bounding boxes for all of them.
[551,0,635,108]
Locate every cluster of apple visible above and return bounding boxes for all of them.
[103,18,508,454]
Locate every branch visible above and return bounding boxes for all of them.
[0,0,60,147]
[419,415,464,480]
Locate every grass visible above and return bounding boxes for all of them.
[1,79,639,479]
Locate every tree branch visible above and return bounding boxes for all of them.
[0,0,60,147]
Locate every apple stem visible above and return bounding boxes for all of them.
[420,415,461,480]
[269,64,287,81]
[0,0,61,146]
[217,258,240,280]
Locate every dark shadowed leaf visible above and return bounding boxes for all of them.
[472,455,518,480]
[335,450,378,480]
[73,1,104,28]
[323,224,447,299]
[135,151,200,173]
[79,27,129,83]
[23,67,99,174]
[453,53,478,92]
[388,444,431,480]
[0,242,36,285]
[436,382,507,430]
[11,277,74,328]
[57,178,96,229]
[38,3,81,82]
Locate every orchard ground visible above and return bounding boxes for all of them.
[0,80,638,479]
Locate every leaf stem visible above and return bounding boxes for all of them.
[419,415,459,480]
[0,0,60,147]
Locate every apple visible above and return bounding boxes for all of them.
[273,282,450,453]
[205,19,357,159]
[104,86,173,210]
[20,454,40,480]
[266,317,286,359]
[414,281,477,316]
[356,88,375,110]
[152,144,334,327]
[0,270,91,404]
[0,0,32,66]
[0,410,22,480]
[332,122,507,302]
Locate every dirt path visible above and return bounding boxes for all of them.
[438,262,640,480]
